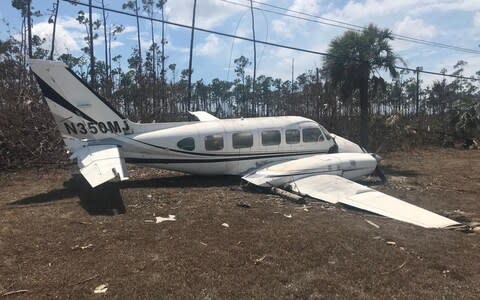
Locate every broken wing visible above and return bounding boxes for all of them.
[288,175,459,228]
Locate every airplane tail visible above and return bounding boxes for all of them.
[29,59,131,141]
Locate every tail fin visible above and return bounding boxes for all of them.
[29,59,131,140]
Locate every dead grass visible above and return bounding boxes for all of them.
[0,147,479,299]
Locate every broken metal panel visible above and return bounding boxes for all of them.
[72,145,129,187]
[289,175,459,228]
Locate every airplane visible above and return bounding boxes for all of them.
[29,59,460,229]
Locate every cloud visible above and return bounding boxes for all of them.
[196,34,222,57]
[392,16,437,52]
[31,16,87,54]
[474,12,480,30]
[271,0,320,39]
[165,0,247,29]
[394,16,436,39]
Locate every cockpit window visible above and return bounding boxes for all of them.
[302,127,324,143]
[285,129,300,144]
[319,125,332,140]
[177,137,195,151]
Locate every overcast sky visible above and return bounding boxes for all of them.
[1,0,480,87]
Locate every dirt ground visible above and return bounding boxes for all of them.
[1,147,479,299]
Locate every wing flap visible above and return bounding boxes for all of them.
[290,175,459,228]
[72,145,129,187]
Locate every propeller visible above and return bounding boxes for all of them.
[369,144,387,183]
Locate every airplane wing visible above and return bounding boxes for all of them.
[243,157,459,228]
[71,145,129,188]
[188,111,219,121]
[288,175,459,228]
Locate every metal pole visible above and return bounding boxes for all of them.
[187,0,197,112]
[250,0,256,116]
[416,66,420,115]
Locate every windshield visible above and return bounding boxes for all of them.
[318,125,332,140]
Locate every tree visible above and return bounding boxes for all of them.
[75,5,100,87]
[324,24,401,148]
[123,0,143,76]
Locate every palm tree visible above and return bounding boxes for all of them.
[324,24,401,148]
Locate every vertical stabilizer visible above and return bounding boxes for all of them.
[29,59,131,140]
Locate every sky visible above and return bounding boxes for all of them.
[1,0,480,87]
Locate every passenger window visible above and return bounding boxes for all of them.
[205,134,224,151]
[177,137,195,151]
[285,129,300,144]
[262,130,281,146]
[302,127,324,143]
[232,132,253,149]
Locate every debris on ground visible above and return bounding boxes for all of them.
[221,223,229,228]
[382,260,408,275]
[155,215,176,223]
[71,243,93,250]
[283,214,292,219]
[237,202,251,208]
[200,242,207,246]
[1,290,29,297]
[254,255,267,265]
[70,274,99,286]
[365,219,380,229]
[271,187,305,204]
[94,284,108,294]
[386,241,397,246]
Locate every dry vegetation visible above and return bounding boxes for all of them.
[1,147,479,299]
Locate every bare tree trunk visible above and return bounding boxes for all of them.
[161,4,166,111]
[27,0,32,58]
[359,72,369,149]
[250,0,256,116]
[102,0,109,96]
[134,0,142,75]
[88,0,95,87]
[49,0,60,60]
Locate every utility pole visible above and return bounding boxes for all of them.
[291,58,294,95]
[88,0,95,87]
[27,0,32,58]
[49,0,59,60]
[315,67,320,120]
[416,66,421,116]
[250,0,256,116]
[187,0,197,112]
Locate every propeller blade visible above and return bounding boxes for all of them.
[373,166,387,183]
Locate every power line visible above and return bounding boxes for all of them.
[60,0,480,81]
[235,0,480,55]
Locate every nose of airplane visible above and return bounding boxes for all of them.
[371,153,383,162]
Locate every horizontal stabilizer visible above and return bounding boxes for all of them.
[290,175,459,228]
[71,145,129,188]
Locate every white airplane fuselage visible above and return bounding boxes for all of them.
[91,116,345,176]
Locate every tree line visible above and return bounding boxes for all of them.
[1,0,479,168]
